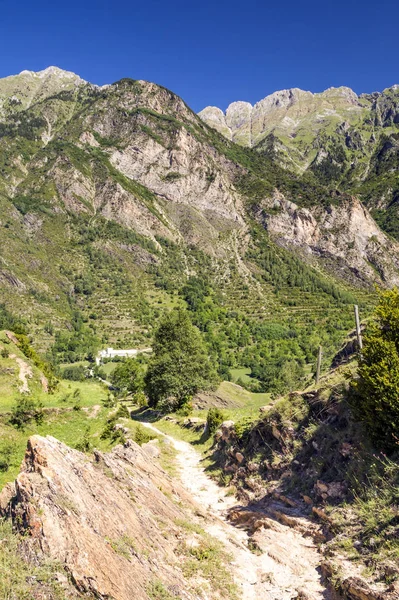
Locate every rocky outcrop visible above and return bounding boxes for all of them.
[0,435,204,600]
[254,191,399,285]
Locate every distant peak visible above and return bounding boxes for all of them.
[14,66,85,83]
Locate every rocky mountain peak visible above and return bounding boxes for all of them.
[0,66,86,115]
[199,85,364,147]
[17,65,85,82]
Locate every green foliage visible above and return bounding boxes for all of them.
[101,405,130,443]
[49,311,99,364]
[145,308,219,410]
[111,358,144,394]
[0,440,16,472]
[206,408,225,435]
[0,304,27,335]
[147,580,176,600]
[9,396,44,429]
[61,364,86,381]
[352,288,399,451]
[74,425,93,452]
[133,423,155,445]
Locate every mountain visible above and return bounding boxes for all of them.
[199,86,364,150]
[0,66,397,385]
[1,68,399,600]
[199,85,399,242]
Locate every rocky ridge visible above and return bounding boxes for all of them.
[199,86,363,148]
[0,435,211,599]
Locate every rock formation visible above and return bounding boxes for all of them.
[0,435,202,600]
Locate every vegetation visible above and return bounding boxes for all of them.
[351,287,399,451]
[0,519,74,600]
[111,357,144,395]
[145,308,219,410]
[9,396,44,429]
[206,408,225,435]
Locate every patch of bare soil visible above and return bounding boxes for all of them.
[10,353,32,393]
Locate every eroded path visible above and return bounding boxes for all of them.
[143,422,334,600]
[10,354,32,393]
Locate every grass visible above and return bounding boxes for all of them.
[230,367,254,384]
[201,380,272,421]
[0,379,125,490]
[147,580,177,600]
[0,379,108,412]
[178,534,239,599]
[100,361,119,376]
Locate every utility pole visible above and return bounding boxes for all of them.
[315,345,322,385]
[354,305,363,352]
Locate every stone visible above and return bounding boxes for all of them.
[2,435,200,600]
[235,452,244,464]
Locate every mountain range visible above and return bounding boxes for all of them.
[0,66,398,370]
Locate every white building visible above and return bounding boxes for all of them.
[96,347,152,365]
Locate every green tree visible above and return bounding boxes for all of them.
[145,308,218,409]
[352,288,399,451]
[111,358,144,394]
[9,396,44,429]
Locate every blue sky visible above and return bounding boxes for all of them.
[0,0,398,112]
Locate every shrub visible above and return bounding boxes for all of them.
[75,426,92,453]
[61,365,86,381]
[9,397,44,429]
[0,441,16,472]
[206,408,225,435]
[351,288,399,451]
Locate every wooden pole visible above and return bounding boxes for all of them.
[316,345,322,384]
[354,305,363,351]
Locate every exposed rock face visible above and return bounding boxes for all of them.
[199,86,361,148]
[1,435,200,600]
[254,191,399,285]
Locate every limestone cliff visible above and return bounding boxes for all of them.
[254,191,399,285]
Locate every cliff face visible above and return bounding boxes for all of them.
[1,435,204,600]
[255,192,399,285]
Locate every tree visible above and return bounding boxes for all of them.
[9,396,44,429]
[111,358,144,395]
[352,288,399,451]
[145,308,218,409]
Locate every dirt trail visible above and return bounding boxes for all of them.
[10,354,33,393]
[142,422,334,600]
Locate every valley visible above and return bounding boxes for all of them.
[0,65,398,599]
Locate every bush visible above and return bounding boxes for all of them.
[133,424,154,445]
[0,441,16,472]
[206,408,225,435]
[9,397,44,429]
[352,288,399,451]
[75,426,92,453]
[61,365,86,381]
